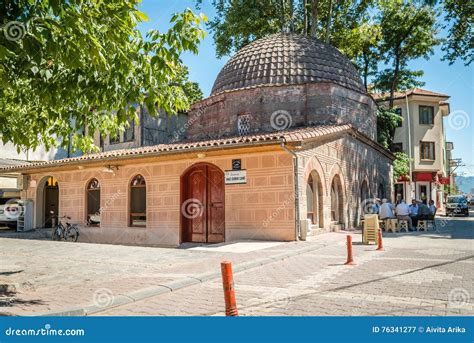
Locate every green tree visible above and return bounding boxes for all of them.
[338,21,382,90]
[0,1,207,152]
[441,0,473,65]
[374,0,439,107]
[376,107,402,149]
[197,0,373,57]
[393,152,411,182]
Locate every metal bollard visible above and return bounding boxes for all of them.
[376,228,384,251]
[221,261,238,316]
[344,235,355,265]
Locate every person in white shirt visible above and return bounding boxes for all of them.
[379,199,395,220]
[395,200,412,229]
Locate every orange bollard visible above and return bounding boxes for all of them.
[221,261,238,316]
[376,228,384,251]
[344,235,355,265]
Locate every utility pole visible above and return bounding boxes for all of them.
[448,158,464,195]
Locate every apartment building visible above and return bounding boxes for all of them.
[374,88,452,208]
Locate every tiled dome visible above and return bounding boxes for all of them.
[211,33,366,95]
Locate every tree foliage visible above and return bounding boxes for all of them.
[393,152,411,182]
[441,0,473,65]
[376,107,402,149]
[373,0,439,107]
[0,0,207,152]
[197,0,373,58]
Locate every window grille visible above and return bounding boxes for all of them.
[237,114,251,136]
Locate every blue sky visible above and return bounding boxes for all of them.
[138,0,473,176]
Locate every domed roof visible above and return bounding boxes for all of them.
[211,33,365,95]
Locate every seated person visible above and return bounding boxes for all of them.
[379,199,395,220]
[395,200,412,229]
[408,199,419,230]
[417,200,432,221]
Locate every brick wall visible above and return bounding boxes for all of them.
[187,83,377,141]
[296,135,393,231]
[23,150,295,246]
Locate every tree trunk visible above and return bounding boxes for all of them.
[280,0,286,32]
[325,0,334,43]
[389,48,401,108]
[310,0,318,38]
[289,0,294,32]
[363,54,369,91]
[303,0,308,35]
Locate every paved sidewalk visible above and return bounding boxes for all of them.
[98,216,473,316]
[1,215,472,316]
[0,232,340,316]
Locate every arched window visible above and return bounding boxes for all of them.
[86,178,101,226]
[130,175,146,227]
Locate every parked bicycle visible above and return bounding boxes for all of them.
[51,212,79,242]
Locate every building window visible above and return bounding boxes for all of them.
[419,106,434,125]
[130,174,146,227]
[390,143,403,153]
[124,120,135,142]
[46,176,58,187]
[420,141,435,160]
[86,178,101,226]
[394,108,402,127]
[237,113,251,136]
[109,130,121,144]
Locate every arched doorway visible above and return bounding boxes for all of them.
[306,171,324,228]
[360,179,370,217]
[36,176,59,228]
[86,178,101,226]
[181,163,225,243]
[378,183,385,199]
[330,175,344,224]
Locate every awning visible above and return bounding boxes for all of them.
[414,172,435,182]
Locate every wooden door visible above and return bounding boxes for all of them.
[207,166,225,243]
[182,164,224,243]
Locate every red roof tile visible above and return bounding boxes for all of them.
[0,124,393,172]
[371,88,450,101]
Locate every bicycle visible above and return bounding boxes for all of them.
[51,214,80,242]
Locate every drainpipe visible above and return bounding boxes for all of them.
[280,138,301,240]
[405,94,414,200]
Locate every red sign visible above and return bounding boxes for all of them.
[439,177,450,185]
[414,172,434,182]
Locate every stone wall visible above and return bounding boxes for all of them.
[296,134,393,231]
[186,83,377,141]
[22,149,295,246]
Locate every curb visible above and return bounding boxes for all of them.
[36,242,329,316]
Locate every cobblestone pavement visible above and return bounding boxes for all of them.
[99,214,473,316]
[1,214,472,316]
